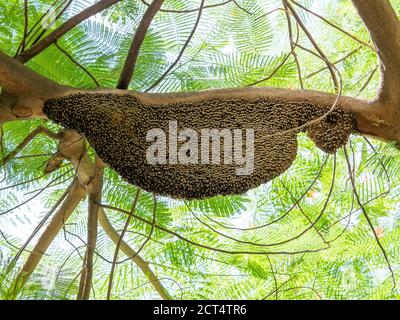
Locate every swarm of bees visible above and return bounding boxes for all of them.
[44,92,356,199]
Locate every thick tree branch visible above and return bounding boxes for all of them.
[351,0,400,103]
[0,51,69,98]
[77,156,104,300]
[0,51,70,122]
[14,179,86,288]
[3,126,171,299]
[17,0,122,63]
[117,0,165,89]
[0,49,398,143]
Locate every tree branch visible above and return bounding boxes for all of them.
[0,51,69,98]
[2,125,171,299]
[14,179,86,289]
[3,2,400,144]
[343,146,396,288]
[291,0,375,51]
[98,208,172,300]
[351,0,400,103]
[100,203,330,255]
[106,188,141,300]
[117,0,165,89]
[77,156,104,300]
[17,0,122,63]
[99,195,172,300]
[1,46,398,144]
[283,1,303,89]
[54,129,173,299]
[284,0,339,91]
[55,42,99,88]
[16,0,64,55]
[1,126,62,166]
[28,0,74,49]
[21,0,29,52]
[0,51,70,122]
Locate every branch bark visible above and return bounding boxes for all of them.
[351,0,400,103]
[117,0,165,89]
[17,0,122,63]
[0,51,71,122]
[14,179,86,288]
[77,156,104,300]
[0,51,69,98]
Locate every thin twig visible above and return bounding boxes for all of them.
[21,0,29,52]
[0,168,73,217]
[15,0,62,55]
[106,188,141,300]
[358,67,377,94]
[55,41,100,88]
[99,204,330,256]
[145,0,206,92]
[199,156,329,231]
[343,147,396,290]
[290,0,375,51]
[1,126,61,167]
[29,0,73,47]
[305,46,362,79]
[247,52,293,87]
[117,0,165,89]
[284,0,339,91]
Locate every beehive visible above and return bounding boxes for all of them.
[44,92,355,199]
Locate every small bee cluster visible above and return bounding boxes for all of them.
[307,112,356,154]
[44,92,356,199]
